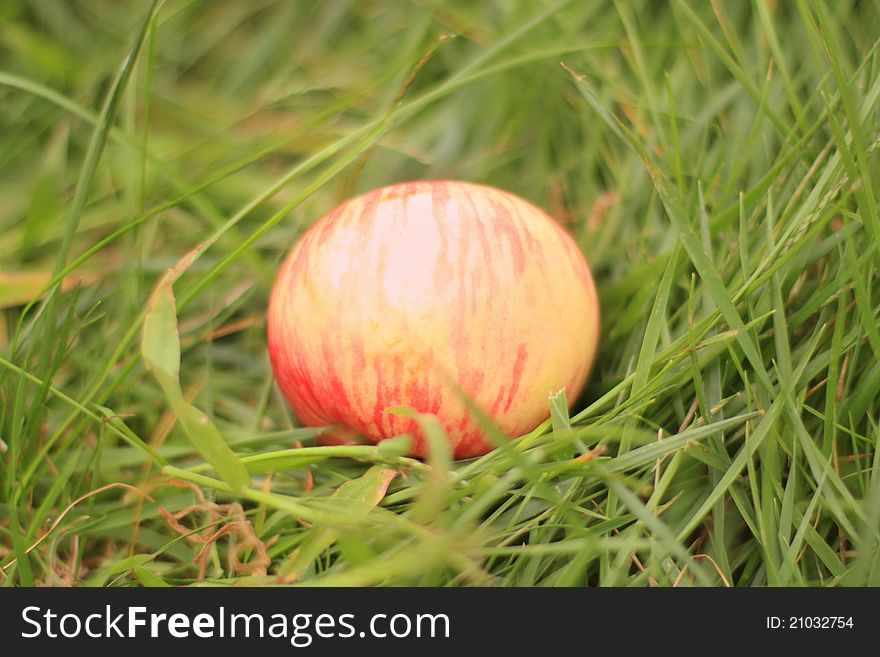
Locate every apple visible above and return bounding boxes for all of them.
[267,180,600,458]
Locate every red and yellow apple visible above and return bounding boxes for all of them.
[267,180,600,458]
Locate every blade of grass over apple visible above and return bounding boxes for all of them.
[548,388,588,451]
[386,407,453,522]
[182,444,427,476]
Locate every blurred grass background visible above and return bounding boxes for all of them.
[1,0,879,586]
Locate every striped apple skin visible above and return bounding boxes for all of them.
[267,180,600,459]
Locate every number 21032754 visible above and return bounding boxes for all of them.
[766,616,854,630]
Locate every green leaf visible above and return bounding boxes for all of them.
[548,388,571,434]
[377,435,413,458]
[142,277,248,492]
[142,283,180,382]
[279,466,398,582]
[133,565,171,587]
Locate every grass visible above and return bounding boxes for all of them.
[0,0,878,587]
